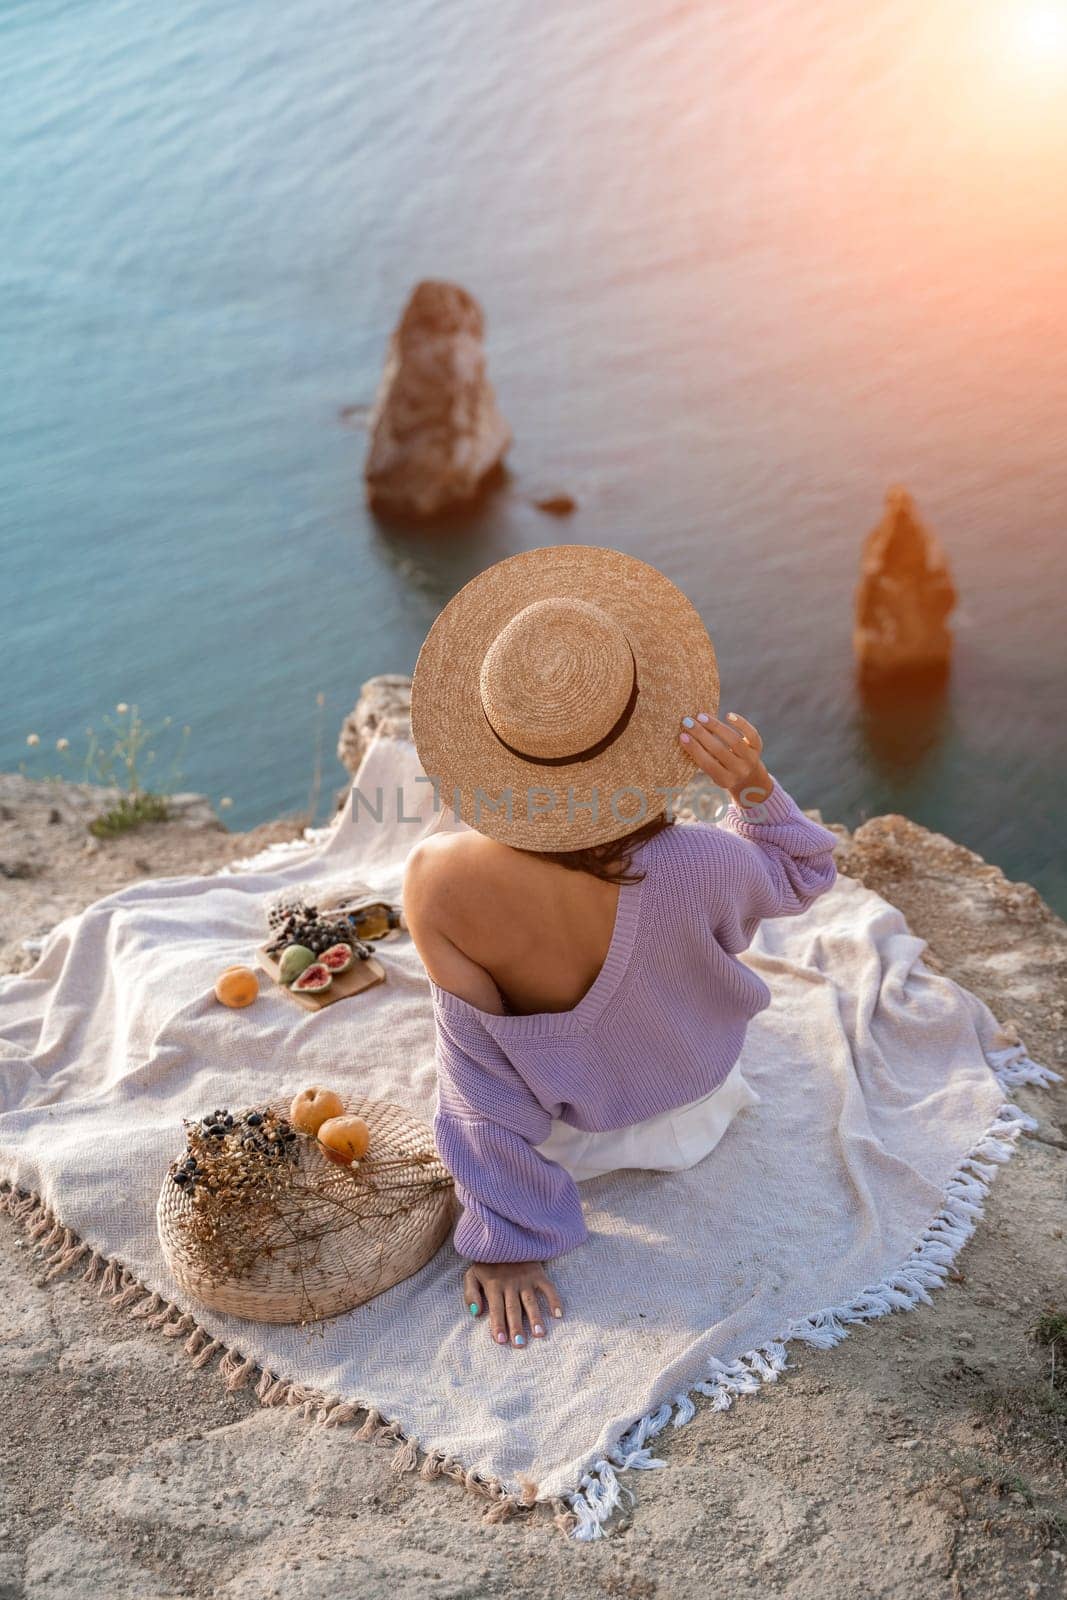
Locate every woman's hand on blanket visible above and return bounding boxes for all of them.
[463,1261,563,1348]
[679,709,774,807]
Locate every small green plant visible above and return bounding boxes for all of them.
[89,793,172,838]
[22,689,331,837]
[1031,1310,1067,1363]
[1031,1307,1067,1426]
[22,703,192,838]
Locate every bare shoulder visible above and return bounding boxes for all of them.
[403,829,505,905]
[402,832,513,1013]
[403,829,525,938]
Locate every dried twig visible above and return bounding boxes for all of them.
[165,1105,452,1324]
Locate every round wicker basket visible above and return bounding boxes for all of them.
[157,1098,456,1324]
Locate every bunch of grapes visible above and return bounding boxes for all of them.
[266,905,374,960]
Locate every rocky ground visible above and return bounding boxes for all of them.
[0,775,318,977]
[0,724,1064,1600]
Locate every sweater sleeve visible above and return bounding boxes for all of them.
[431,1000,589,1264]
[705,774,839,953]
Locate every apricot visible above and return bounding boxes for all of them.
[289,1086,345,1137]
[317,1115,370,1166]
[214,966,259,1008]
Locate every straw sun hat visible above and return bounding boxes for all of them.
[410,544,719,851]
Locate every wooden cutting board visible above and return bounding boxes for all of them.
[256,942,387,1012]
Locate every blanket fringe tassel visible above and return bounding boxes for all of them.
[559,1034,1059,1541]
[0,1031,1056,1542]
[0,1186,537,1530]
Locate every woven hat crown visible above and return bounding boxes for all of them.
[478,597,635,762]
[410,543,720,850]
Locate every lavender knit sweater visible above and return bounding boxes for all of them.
[428,777,839,1264]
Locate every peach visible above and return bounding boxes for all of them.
[289,1087,345,1137]
[317,1115,370,1166]
[214,967,259,1008]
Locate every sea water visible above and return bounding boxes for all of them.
[2,0,1064,910]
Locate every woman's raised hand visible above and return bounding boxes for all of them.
[463,1259,564,1348]
[678,709,774,807]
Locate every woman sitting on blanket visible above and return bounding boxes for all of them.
[403,546,838,1352]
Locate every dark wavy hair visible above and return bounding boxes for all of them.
[520,810,675,885]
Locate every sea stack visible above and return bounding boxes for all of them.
[853,488,956,678]
[363,280,511,518]
[337,675,412,775]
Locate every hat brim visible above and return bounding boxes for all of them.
[410,544,719,850]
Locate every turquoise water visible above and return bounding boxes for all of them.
[2,1,1065,910]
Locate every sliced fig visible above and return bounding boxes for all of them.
[292,963,333,994]
[320,943,354,974]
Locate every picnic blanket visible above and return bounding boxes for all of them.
[0,731,1056,1539]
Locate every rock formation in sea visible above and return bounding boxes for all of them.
[530,488,577,517]
[337,674,413,775]
[853,487,957,677]
[363,281,511,518]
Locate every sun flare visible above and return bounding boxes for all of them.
[1007,4,1067,69]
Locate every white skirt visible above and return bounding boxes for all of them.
[532,1060,761,1182]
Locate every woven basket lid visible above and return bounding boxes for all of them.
[157,1098,456,1325]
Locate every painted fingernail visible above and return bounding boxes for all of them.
[496,1330,507,1343]
[514,1334,525,1347]
[469,1302,480,1316]
[533,1323,544,1336]
[553,1307,563,1318]
[727,712,738,721]
[681,716,694,728]
[680,732,690,744]
[696,712,710,723]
